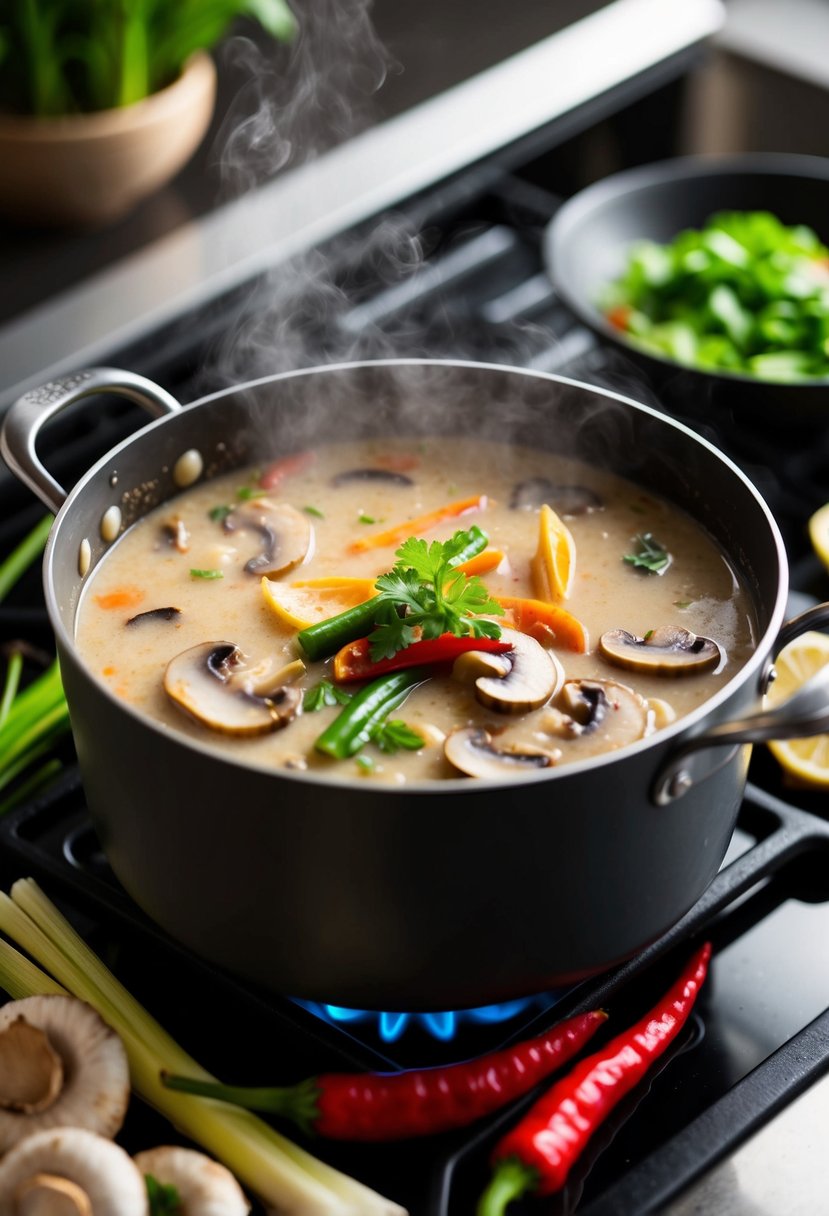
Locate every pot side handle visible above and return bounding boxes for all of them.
[653,601,829,806]
[1,368,182,513]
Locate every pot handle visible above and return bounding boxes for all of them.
[653,601,829,806]
[1,368,181,513]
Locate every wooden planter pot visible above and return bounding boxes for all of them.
[0,53,217,228]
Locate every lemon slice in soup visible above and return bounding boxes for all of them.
[531,504,576,601]
[766,630,829,787]
[261,578,374,629]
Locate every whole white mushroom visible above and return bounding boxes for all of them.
[0,996,130,1153]
[0,1126,148,1215]
[134,1146,250,1215]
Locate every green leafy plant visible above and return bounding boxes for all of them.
[0,0,296,117]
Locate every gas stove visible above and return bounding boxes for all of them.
[2,3,829,1211]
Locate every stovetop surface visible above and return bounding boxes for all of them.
[3,120,829,1214]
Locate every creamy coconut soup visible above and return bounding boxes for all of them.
[75,438,756,783]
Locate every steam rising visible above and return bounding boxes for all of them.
[215,0,391,197]
[199,0,675,476]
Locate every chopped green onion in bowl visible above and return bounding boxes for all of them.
[602,210,829,382]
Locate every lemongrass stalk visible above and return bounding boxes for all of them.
[4,882,406,1216]
[0,651,23,729]
[0,936,66,999]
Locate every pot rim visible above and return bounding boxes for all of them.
[46,357,789,793]
[546,151,829,390]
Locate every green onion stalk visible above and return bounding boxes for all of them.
[0,515,72,815]
[0,879,405,1216]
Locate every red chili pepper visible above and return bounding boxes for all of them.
[477,942,711,1215]
[333,632,513,683]
[259,450,315,490]
[160,1010,606,1141]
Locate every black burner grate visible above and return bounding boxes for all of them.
[2,773,829,1214]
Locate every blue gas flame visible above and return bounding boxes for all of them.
[294,996,549,1042]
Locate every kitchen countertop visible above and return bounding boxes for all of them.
[0,0,724,409]
[666,1065,829,1216]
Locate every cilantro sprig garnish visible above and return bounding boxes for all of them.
[304,679,353,712]
[623,533,671,575]
[371,719,425,753]
[368,530,504,662]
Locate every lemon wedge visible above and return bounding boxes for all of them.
[808,502,829,571]
[766,630,829,787]
[531,504,576,601]
[261,578,373,630]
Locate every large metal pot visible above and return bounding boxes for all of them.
[4,359,829,1010]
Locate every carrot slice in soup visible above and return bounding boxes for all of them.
[348,495,489,554]
[455,549,504,577]
[496,594,587,653]
[94,587,145,611]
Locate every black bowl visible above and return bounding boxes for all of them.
[544,153,829,430]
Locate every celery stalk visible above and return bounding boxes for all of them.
[0,881,406,1216]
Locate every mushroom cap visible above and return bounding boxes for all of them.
[223,501,313,577]
[162,516,190,554]
[471,628,563,714]
[126,607,181,628]
[510,478,603,515]
[451,649,513,685]
[15,1174,94,1216]
[0,1128,148,1216]
[134,1147,250,1216]
[599,625,722,676]
[444,727,556,778]
[0,1018,63,1116]
[0,997,130,1154]
[331,468,414,487]
[539,678,651,758]
[164,642,302,736]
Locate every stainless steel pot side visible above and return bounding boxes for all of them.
[4,360,829,1010]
